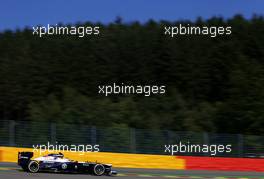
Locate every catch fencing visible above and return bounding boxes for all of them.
[0,120,263,158]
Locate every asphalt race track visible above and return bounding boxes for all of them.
[0,163,263,179]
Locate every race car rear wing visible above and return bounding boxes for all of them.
[18,152,34,167]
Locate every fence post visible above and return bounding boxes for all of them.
[91,126,97,145]
[238,134,244,157]
[167,130,173,144]
[9,120,15,146]
[50,123,56,144]
[130,128,136,153]
[203,132,209,156]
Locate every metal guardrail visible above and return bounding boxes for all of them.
[0,120,263,157]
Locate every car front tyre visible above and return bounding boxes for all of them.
[28,160,39,173]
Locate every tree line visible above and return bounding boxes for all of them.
[0,15,264,135]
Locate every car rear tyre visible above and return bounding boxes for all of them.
[28,160,39,173]
[93,164,105,176]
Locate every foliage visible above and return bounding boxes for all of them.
[0,15,264,135]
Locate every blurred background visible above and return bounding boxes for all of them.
[0,0,263,157]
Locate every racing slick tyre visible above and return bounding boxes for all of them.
[28,160,39,173]
[93,164,105,176]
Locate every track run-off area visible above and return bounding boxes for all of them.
[0,163,263,179]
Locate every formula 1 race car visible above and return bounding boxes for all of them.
[18,152,117,176]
